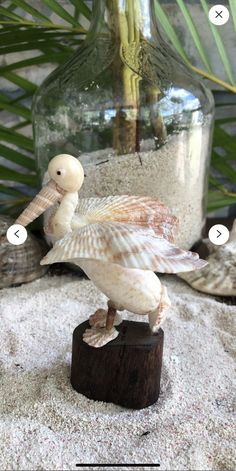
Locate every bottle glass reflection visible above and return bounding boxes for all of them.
[33,0,214,248]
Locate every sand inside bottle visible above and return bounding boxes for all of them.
[78,125,211,249]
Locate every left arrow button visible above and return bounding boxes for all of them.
[7,224,27,245]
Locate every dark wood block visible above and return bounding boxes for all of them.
[71,320,164,409]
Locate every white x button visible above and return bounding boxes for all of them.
[209,5,229,25]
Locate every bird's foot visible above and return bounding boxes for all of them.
[83,326,119,348]
[89,309,122,328]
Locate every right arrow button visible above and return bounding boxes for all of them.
[208,224,229,246]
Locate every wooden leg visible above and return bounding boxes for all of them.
[106,306,117,330]
[83,302,119,348]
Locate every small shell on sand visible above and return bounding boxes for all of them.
[179,220,236,296]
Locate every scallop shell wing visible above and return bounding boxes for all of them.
[41,221,207,273]
[0,215,47,288]
[74,195,178,243]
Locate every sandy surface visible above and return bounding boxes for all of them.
[0,274,235,471]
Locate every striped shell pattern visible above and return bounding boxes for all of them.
[0,216,47,289]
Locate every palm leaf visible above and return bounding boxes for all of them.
[0,6,24,21]
[0,0,91,215]
[0,125,34,152]
[42,0,79,27]
[154,0,236,93]
[0,165,37,187]
[0,100,31,120]
[0,184,30,198]
[208,115,236,211]
[0,144,35,170]
[207,192,236,211]
[2,72,37,93]
[10,0,53,23]
[229,0,236,33]
[175,0,212,73]
[0,52,69,73]
[69,0,91,20]
[153,1,189,63]
[200,0,235,85]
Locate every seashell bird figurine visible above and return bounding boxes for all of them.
[14,154,207,347]
[179,220,236,296]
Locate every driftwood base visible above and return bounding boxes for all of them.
[71,320,164,409]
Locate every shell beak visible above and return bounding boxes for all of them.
[14,179,65,227]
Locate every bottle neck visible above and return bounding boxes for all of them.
[87,0,159,43]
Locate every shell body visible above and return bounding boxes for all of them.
[78,258,162,314]
[11,154,208,347]
[0,216,48,289]
[179,220,236,296]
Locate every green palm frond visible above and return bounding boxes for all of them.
[208,116,236,211]
[176,0,213,73]
[0,0,91,215]
[200,0,235,85]
[154,0,236,92]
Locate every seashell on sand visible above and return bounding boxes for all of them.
[179,220,236,296]
[83,326,119,348]
[0,215,48,289]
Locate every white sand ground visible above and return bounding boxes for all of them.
[0,274,235,471]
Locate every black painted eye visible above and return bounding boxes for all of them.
[57,170,61,175]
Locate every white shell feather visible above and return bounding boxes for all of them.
[44,195,178,244]
[41,221,207,273]
[179,220,236,296]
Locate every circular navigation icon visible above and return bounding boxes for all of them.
[208,5,229,26]
[208,224,229,246]
[6,224,27,245]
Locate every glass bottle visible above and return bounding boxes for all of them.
[33,0,214,249]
